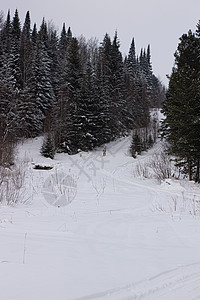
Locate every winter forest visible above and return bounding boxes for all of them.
[0,9,165,165]
[2,6,200,300]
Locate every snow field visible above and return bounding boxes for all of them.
[0,136,200,300]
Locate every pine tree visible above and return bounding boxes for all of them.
[20,11,33,90]
[127,38,137,77]
[76,61,102,151]
[15,91,43,137]
[0,11,12,82]
[96,34,112,143]
[97,33,122,142]
[58,24,72,87]
[124,38,138,130]
[110,32,126,135]
[7,9,22,91]
[47,27,59,99]
[31,23,37,45]
[56,37,82,154]
[130,133,142,158]
[29,19,55,115]
[41,134,55,159]
[196,20,200,37]
[146,45,153,75]
[162,29,200,181]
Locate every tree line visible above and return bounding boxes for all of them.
[0,9,165,164]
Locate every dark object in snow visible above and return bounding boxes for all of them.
[103,146,106,156]
[34,164,53,170]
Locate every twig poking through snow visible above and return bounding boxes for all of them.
[23,232,27,264]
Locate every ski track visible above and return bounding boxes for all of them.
[78,138,199,202]
[70,139,200,300]
[102,161,200,202]
[74,262,200,300]
[1,136,200,300]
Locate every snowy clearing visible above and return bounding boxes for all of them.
[1,136,200,300]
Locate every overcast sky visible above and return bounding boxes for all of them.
[1,0,200,86]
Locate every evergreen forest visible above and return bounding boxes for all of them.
[0,9,165,165]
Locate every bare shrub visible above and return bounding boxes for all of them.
[149,150,172,182]
[0,163,26,205]
[133,143,175,182]
[188,195,200,217]
[134,160,150,179]
[152,192,200,219]
[0,140,16,167]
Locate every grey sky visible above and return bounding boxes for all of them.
[1,0,200,86]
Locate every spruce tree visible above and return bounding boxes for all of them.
[47,28,59,99]
[96,71,112,144]
[130,133,142,158]
[110,32,126,135]
[41,134,55,159]
[0,10,22,90]
[162,29,200,181]
[8,9,22,91]
[58,24,72,88]
[29,19,55,115]
[124,38,138,130]
[56,37,82,154]
[97,33,115,142]
[127,38,137,77]
[76,61,101,151]
[0,10,12,83]
[20,11,33,90]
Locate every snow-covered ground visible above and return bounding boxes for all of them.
[1,136,200,300]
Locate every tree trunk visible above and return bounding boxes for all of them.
[195,159,200,182]
[188,161,192,181]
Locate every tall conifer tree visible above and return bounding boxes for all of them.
[8,9,22,91]
[20,11,32,90]
[162,29,200,180]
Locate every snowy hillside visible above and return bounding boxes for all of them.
[1,136,200,300]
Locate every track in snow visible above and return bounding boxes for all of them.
[74,262,200,300]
